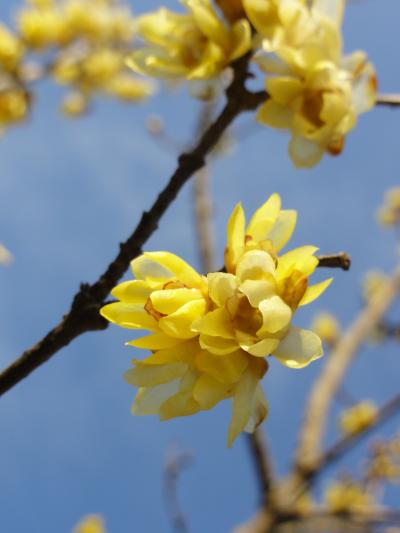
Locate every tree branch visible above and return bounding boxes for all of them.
[245,430,276,506]
[317,252,351,271]
[376,93,400,107]
[0,56,266,397]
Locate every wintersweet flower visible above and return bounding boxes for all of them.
[325,479,373,514]
[127,0,251,99]
[73,515,105,533]
[252,0,376,167]
[338,401,378,436]
[311,311,340,345]
[215,0,246,23]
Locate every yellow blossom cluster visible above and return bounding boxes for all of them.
[377,187,400,228]
[127,0,376,166]
[325,478,373,514]
[338,400,378,436]
[366,439,400,483]
[73,515,105,533]
[101,194,332,446]
[16,0,153,116]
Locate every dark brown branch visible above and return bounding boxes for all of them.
[0,56,266,398]
[246,430,276,506]
[317,253,351,271]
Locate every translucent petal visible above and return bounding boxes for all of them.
[272,327,323,368]
[258,295,292,335]
[195,349,248,384]
[247,194,281,242]
[159,299,207,338]
[100,302,158,330]
[132,251,203,287]
[239,279,276,308]
[241,337,280,357]
[132,380,180,415]
[193,374,231,409]
[352,63,377,114]
[134,341,199,365]
[208,272,238,307]
[267,210,297,251]
[266,77,303,106]
[199,334,239,355]
[257,100,294,129]
[131,254,173,281]
[192,308,235,339]
[244,384,269,433]
[124,362,187,387]
[127,332,184,350]
[313,0,344,26]
[299,278,333,306]
[225,202,245,272]
[288,135,325,168]
[227,358,267,447]
[150,288,204,314]
[237,250,276,281]
[276,246,319,278]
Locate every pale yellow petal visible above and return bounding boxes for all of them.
[199,334,239,355]
[111,279,156,304]
[127,332,184,350]
[193,374,231,409]
[132,381,180,415]
[244,384,269,433]
[144,251,204,287]
[124,362,187,387]
[288,135,324,168]
[100,302,158,330]
[158,299,207,338]
[246,193,281,242]
[257,100,294,129]
[195,349,248,383]
[313,0,344,26]
[267,210,297,251]
[230,19,252,60]
[192,308,235,339]
[266,77,303,105]
[131,253,173,280]
[299,278,333,306]
[134,340,199,365]
[241,337,281,357]
[239,279,276,308]
[276,246,319,278]
[237,250,276,281]
[258,295,292,335]
[272,327,323,369]
[207,272,238,307]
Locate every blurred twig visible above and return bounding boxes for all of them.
[376,94,400,107]
[246,430,277,506]
[164,448,193,533]
[317,253,351,271]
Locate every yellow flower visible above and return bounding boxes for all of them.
[325,479,373,513]
[338,400,378,436]
[104,74,155,102]
[252,0,376,167]
[215,0,246,22]
[127,0,251,99]
[0,89,29,127]
[311,311,340,345]
[0,25,24,71]
[101,197,331,447]
[17,6,70,49]
[61,90,88,117]
[377,187,400,228]
[73,515,105,533]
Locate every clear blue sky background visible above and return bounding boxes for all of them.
[0,1,399,532]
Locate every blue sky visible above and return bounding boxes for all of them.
[0,1,400,532]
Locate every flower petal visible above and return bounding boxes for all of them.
[257,100,294,129]
[195,349,248,383]
[244,384,269,433]
[193,374,231,409]
[100,302,158,330]
[258,295,292,335]
[159,299,207,338]
[246,193,281,242]
[239,279,276,308]
[127,332,184,350]
[272,327,323,369]
[132,251,204,287]
[299,278,333,306]
[192,308,235,339]
[199,334,239,355]
[241,337,281,357]
[288,135,325,168]
[132,381,181,415]
[150,287,204,314]
[207,272,238,307]
[225,202,245,272]
[124,362,188,387]
[111,279,157,304]
[237,250,276,281]
[267,210,297,251]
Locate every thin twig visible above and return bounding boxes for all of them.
[246,430,276,506]
[293,265,400,478]
[0,55,266,397]
[376,94,400,107]
[164,448,193,533]
[317,253,351,271]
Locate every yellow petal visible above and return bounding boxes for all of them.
[100,302,158,330]
[124,362,187,387]
[193,374,231,409]
[225,202,245,272]
[237,250,276,281]
[192,308,235,339]
[313,0,344,26]
[288,135,325,168]
[258,295,292,335]
[267,210,297,251]
[111,279,156,304]
[159,299,207,338]
[195,349,248,383]
[132,381,180,415]
[230,19,252,60]
[159,392,200,419]
[150,287,204,314]
[241,337,280,357]
[272,327,323,369]
[199,334,239,355]
[134,340,199,365]
[246,193,281,242]
[127,332,184,350]
[266,77,303,105]
[299,278,333,306]
[257,100,294,129]
[276,246,319,278]
[239,279,276,308]
[132,251,203,287]
[244,384,269,433]
[187,0,230,50]
[207,272,238,307]
[227,358,267,447]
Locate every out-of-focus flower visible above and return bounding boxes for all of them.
[367,442,400,483]
[338,400,378,436]
[250,0,376,167]
[0,243,13,265]
[377,187,400,228]
[325,478,373,513]
[73,515,105,533]
[0,24,24,71]
[61,90,88,116]
[311,311,340,345]
[215,0,246,22]
[101,196,331,446]
[362,270,388,304]
[0,88,30,128]
[127,0,251,99]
